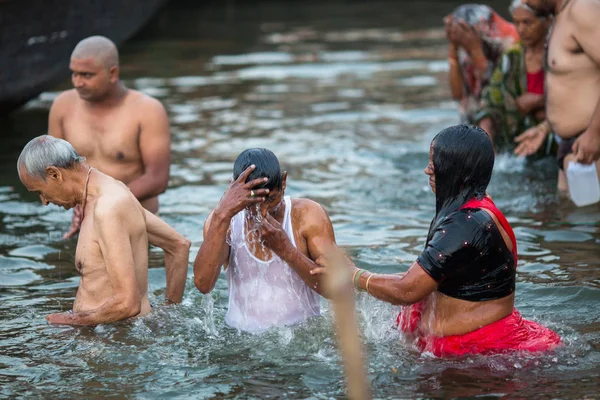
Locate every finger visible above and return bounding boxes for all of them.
[236,165,256,183]
[264,212,280,226]
[310,267,326,275]
[514,143,528,157]
[514,132,530,142]
[245,176,269,189]
[248,188,270,197]
[457,20,470,31]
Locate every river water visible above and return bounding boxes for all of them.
[1,0,599,398]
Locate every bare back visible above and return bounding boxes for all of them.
[73,171,151,315]
[49,89,169,212]
[546,0,600,138]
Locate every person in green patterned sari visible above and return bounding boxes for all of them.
[476,0,553,157]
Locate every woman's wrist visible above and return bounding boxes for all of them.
[448,43,458,60]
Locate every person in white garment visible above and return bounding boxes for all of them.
[193,148,342,333]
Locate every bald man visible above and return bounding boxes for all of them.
[49,36,171,238]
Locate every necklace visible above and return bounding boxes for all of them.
[80,167,94,222]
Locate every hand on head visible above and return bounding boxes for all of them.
[216,165,270,219]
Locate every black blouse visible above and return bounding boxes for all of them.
[417,208,515,302]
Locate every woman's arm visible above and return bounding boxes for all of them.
[352,262,438,306]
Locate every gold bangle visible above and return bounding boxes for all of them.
[352,269,360,285]
[353,269,366,290]
[366,273,376,294]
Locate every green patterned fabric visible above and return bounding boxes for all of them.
[475,44,554,156]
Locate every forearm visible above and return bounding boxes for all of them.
[278,245,328,297]
[354,271,415,306]
[193,212,230,294]
[469,46,488,75]
[518,94,545,116]
[448,45,464,100]
[587,97,600,135]
[163,240,191,304]
[128,173,168,202]
[47,299,140,326]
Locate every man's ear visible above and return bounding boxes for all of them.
[45,166,63,183]
[282,171,287,190]
[108,66,119,84]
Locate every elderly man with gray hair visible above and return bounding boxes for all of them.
[17,135,190,326]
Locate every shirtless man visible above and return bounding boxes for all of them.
[49,35,170,238]
[527,0,600,190]
[17,136,189,325]
[193,148,339,333]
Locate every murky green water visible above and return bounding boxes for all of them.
[1,1,599,398]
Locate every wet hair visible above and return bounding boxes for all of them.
[232,148,283,191]
[17,135,85,181]
[430,124,494,225]
[71,35,119,69]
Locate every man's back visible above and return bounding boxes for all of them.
[73,170,151,316]
[48,88,170,212]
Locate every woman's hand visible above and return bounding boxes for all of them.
[451,19,482,54]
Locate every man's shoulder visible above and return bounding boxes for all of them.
[126,89,166,114]
[290,198,329,224]
[50,90,79,111]
[291,197,323,211]
[570,0,600,24]
[93,183,140,221]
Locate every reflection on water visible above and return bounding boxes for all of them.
[1,0,599,398]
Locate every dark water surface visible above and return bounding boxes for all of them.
[1,1,599,398]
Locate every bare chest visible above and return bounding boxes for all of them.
[75,216,105,279]
[547,20,595,74]
[63,107,142,165]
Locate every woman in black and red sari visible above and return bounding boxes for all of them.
[314,124,561,357]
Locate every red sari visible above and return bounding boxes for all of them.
[397,197,561,357]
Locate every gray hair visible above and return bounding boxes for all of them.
[509,0,545,18]
[17,135,85,180]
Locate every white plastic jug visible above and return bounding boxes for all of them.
[566,161,600,207]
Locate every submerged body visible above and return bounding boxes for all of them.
[317,125,561,357]
[397,198,560,356]
[225,197,320,332]
[17,136,190,325]
[194,149,340,333]
[72,170,152,317]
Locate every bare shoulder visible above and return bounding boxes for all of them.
[127,89,167,116]
[93,183,143,226]
[50,90,78,113]
[571,0,600,25]
[291,198,331,226]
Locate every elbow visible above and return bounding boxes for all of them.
[117,298,141,320]
[177,236,192,256]
[194,277,213,295]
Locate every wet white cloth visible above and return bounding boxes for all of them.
[225,196,320,333]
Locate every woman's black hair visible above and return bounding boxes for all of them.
[233,148,283,191]
[430,124,494,229]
